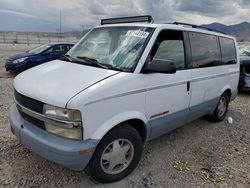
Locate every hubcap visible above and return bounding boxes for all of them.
[217,97,227,117]
[100,139,134,175]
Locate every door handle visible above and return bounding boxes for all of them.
[187,81,190,92]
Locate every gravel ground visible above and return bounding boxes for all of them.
[0,44,249,188]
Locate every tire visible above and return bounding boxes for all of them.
[86,124,143,183]
[206,92,230,122]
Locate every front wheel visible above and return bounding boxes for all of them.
[206,92,230,122]
[86,124,143,183]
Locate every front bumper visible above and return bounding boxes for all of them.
[9,103,98,171]
[5,59,26,72]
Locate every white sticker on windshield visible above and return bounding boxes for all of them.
[125,30,149,38]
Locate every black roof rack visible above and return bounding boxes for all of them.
[172,22,226,34]
[101,15,153,25]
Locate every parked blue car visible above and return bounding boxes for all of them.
[5,43,74,72]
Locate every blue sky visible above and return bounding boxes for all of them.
[1,0,250,32]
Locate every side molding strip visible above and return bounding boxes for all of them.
[85,71,239,106]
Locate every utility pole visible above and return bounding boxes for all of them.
[59,9,62,41]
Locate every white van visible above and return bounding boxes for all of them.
[9,16,239,183]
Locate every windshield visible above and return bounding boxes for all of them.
[239,45,250,56]
[66,26,153,71]
[29,44,51,54]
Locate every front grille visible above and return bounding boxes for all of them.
[18,109,45,129]
[14,90,45,130]
[14,90,44,113]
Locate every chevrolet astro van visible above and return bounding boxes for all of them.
[9,16,239,183]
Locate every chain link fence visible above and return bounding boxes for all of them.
[0,31,82,45]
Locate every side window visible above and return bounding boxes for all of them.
[219,37,237,65]
[68,45,73,51]
[62,45,69,52]
[53,45,64,53]
[189,32,220,68]
[151,30,185,70]
[44,47,53,53]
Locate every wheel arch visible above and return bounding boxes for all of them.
[224,89,232,100]
[119,119,148,143]
[221,85,232,100]
[90,111,150,143]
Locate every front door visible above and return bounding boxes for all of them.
[143,29,191,139]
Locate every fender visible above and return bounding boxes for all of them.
[91,111,149,140]
[220,84,232,98]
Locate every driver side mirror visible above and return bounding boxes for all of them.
[142,59,177,74]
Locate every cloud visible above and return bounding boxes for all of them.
[239,0,250,7]
[173,0,237,17]
[0,9,37,19]
[1,0,250,31]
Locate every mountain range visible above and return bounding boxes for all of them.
[69,22,250,41]
[1,21,250,42]
[201,22,250,42]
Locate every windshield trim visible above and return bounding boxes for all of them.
[130,27,156,72]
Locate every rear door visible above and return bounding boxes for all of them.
[39,45,63,63]
[143,29,192,139]
[188,32,237,121]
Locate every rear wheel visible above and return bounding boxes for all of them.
[86,124,143,183]
[206,92,229,122]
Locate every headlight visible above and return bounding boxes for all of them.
[43,104,81,121]
[43,104,82,140]
[13,57,28,64]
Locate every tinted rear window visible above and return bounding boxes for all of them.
[219,37,237,65]
[189,32,220,68]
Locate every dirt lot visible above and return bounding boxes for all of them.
[0,44,249,188]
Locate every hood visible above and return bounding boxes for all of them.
[8,52,35,60]
[14,60,119,107]
[240,56,250,65]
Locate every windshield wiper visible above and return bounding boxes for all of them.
[76,56,108,69]
[60,54,74,62]
[75,56,130,72]
[60,55,86,65]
